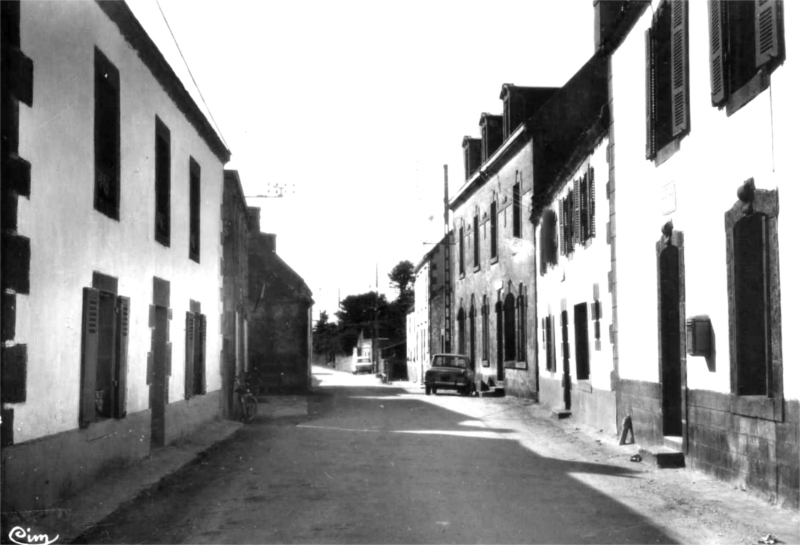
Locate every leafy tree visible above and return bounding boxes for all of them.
[312,311,339,362]
[388,260,415,297]
[335,291,388,355]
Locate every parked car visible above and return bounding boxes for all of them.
[424,354,475,396]
[353,356,373,374]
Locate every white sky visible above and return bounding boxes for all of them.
[127,0,595,321]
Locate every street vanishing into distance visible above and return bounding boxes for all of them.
[75,367,798,544]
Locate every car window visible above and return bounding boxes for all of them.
[432,355,468,368]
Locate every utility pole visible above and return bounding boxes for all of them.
[373,265,379,375]
[443,165,452,353]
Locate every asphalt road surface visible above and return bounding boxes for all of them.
[76,367,799,544]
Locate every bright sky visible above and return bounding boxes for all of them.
[127,0,594,321]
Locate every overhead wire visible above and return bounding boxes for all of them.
[154,0,230,151]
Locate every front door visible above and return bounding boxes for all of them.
[659,246,682,437]
[561,309,571,410]
[150,306,168,448]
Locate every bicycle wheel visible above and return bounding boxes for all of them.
[241,394,258,423]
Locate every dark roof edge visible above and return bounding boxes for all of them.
[224,170,248,216]
[96,1,231,164]
[597,0,650,55]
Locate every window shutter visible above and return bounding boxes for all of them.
[185,312,195,399]
[200,314,207,395]
[572,185,580,248]
[549,316,557,373]
[80,288,101,428]
[588,168,596,238]
[558,199,565,256]
[755,0,781,68]
[671,0,689,136]
[165,341,172,377]
[645,28,656,158]
[708,0,727,105]
[114,296,130,418]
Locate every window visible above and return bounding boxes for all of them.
[503,293,515,362]
[94,48,120,220]
[458,224,465,276]
[473,213,480,269]
[559,167,596,254]
[516,286,526,363]
[542,315,557,372]
[457,306,466,355]
[481,296,489,363]
[185,311,207,398]
[725,179,782,420]
[469,297,476,365]
[539,209,558,274]
[189,158,201,263]
[155,117,171,246]
[490,199,498,260]
[645,0,690,161]
[80,283,129,427]
[512,182,521,238]
[574,303,590,380]
[709,0,785,116]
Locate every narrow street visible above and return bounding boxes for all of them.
[76,367,798,544]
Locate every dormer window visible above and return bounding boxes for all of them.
[462,137,481,181]
[480,114,503,163]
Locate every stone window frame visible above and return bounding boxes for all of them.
[724,178,783,422]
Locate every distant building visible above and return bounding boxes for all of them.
[449,85,557,397]
[247,213,314,393]
[1,0,230,513]
[221,170,251,418]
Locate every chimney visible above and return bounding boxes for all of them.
[264,233,276,254]
[247,207,261,232]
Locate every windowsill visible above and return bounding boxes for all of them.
[731,394,784,422]
[577,380,592,393]
[459,272,465,280]
[472,264,481,273]
[481,359,490,367]
[726,69,770,117]
[490,256,499,265]
[654,138,680,166]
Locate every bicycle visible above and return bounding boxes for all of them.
[235,373,258,423]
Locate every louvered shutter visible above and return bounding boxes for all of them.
[672,0,689,136]
[572,185,580,248]
[185,312,195,398]
[199,314,207,395]
[708,0,727,105]
[645,28,656,158]
[80,288,101,428]
[558,199,565,256]
[588,168,596,238]
[114,296,130,418]
[755,0,781,68]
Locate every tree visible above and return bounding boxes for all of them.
[312,311,339,362]
[388,260,415,297]
[335,291,388,355]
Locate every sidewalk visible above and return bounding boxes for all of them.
[2,395,311,545]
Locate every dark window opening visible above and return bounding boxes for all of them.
[94,48,120,219]
[512,183,521,238]
[490,200,498,259]
[457,307,466,355]
[155,117,171,247]
[543,315,557,372]
[516,289,526,363]
[458,225,465,276]
[482,297,489,362]
[708,0,785,114]
[185,312,207,398]
[574,303,590,380]
[469,302,476,365]
[473,214,480,268]
[503,294,515,362]
[733,214,769,395]
[646,0,690,161]
[189,158,201,263]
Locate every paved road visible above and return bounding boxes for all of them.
[77,367,798,544]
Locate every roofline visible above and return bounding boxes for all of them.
[96,1,231,164]
[450,121,529,210]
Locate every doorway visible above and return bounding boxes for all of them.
[659,244,683,437]
[150,305,168,448]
